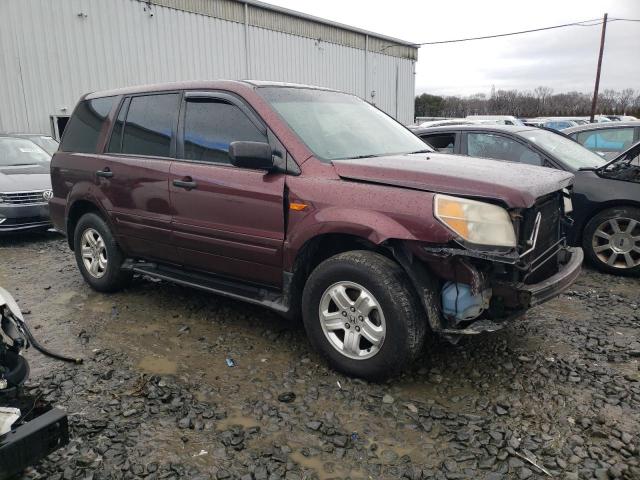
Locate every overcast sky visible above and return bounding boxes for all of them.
[267,0,640,97]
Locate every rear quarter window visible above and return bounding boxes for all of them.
[60,97,115,153]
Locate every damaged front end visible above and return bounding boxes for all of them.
[393,191,583,341]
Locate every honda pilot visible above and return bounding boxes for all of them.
[50,81,583,379]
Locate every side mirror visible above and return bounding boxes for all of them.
[228,141,274,170]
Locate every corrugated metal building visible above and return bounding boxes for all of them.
[0,0,418,138]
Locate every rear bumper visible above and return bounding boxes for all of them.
[0,407,69,480]
[0,203,51,233]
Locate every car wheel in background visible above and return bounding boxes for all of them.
[301,250,427,380]
[73,213,132,292]
[583,207,640,276]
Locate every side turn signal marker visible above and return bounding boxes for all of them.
[289,202,309,211]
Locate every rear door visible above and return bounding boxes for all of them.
[100,92,181,261]
[170,91,286,287]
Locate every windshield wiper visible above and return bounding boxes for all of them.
[348,154,379,159]
[406,149,433,154]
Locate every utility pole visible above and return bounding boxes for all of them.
[590,13,608,123]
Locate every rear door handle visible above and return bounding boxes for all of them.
[173,178,197,190]
[96,168,113,178]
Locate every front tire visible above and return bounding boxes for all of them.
[582,207,640,276]
[301,251,426,380]
[73,213,132,292]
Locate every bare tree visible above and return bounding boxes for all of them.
[617,88,636,114]
[415,87,640,120]
[534,86,553,115]
[599,89,617,113]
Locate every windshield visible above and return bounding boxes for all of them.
[28,136,59,155]
[518,129,606,170]
[0,137,51,166]
[258,87,431,161]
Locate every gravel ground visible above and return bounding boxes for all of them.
[1,232,639,480]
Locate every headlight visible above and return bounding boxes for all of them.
[434,194,517,248]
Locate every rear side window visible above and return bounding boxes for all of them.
[182,100,267,164]
[60,97,115,153]
[421,134,455,153]
[120,94,180,157]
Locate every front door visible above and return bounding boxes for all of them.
[170,92,286,287]
[100,93,181,262]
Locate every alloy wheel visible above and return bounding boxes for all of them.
[80,228,108,278]
[318,281,386,360]
[592,217,640,269]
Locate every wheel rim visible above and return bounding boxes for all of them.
[318,281,386,360]
[80,228,108,278]
[592,217,640,269]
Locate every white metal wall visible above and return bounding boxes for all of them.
[0,0,416,135]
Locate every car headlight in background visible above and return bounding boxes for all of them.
[434,194,517,248]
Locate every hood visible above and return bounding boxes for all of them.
[0,163,51,192]
[332,153,574,209]
[588,142,640,184]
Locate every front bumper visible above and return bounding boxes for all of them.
[0,407,69,479]
[396,240,584,337]
[520,246,583,307]
[440,246,583,335]
[0,203,51,233]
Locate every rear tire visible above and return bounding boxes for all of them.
[582,207,640,276]
[73,213,132,292]
[301,250,426,380]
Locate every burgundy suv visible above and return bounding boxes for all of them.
[50,81,583,379]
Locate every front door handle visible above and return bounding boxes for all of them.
[96,168,113,178]
[173,178,197,190]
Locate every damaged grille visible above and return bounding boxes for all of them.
[521,193,563,284]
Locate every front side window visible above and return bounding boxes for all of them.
[121,94,180,157]
[422,134,455,153]
[258,87,430,161]
[576,128,635,154]
[61,97,115,153]
[182,100,267,164]
[466,133,543,166]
